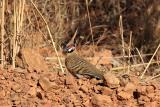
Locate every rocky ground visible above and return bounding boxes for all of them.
[0,67,160,107]
[0,47,160,107]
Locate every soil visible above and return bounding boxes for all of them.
[0,47,160,107]
[0,67,160,107]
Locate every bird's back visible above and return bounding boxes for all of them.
[65,52,105,80]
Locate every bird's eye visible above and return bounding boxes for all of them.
[68,47,75,52]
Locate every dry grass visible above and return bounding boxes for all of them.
[1,0,5,68]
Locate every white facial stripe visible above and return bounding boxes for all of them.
[68,47,75,52]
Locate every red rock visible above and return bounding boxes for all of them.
[91,94,113,107]
[147,93,155,99]
[49,72,58,82]
[45,92,55,100]
[78,79,84,86]
[137,85,146,95]
[0,76,5,80]
[101,87,113,96]
[14,100,21,105]
[39,77,53,91]
[28,86,37,97]
[83,100,92,107]
[104,73,120,88]
[66,102,74,107]
[65,75,78,91]
[65,75,76,85]
[150,82,160,90]
[11,83,22,92]
[139,95,150,102]
[19,48,49,72]
[25,73,32,80]
[42,101,52,107]
[129,76,139,85]
[117,87,124,93]
[78,90,87,100]
[80,85,89,93]
[0,89,5,98]
[31,72,39,81]
[90,78,102,85]
[37,90,44,100]
[117,91,132,100]
[28,80,36,87]
[93,86,102,94]
[124,83,136,93]
[58,72,65,77]
[111,92,118,103]
[146,86,155,93]
[10,92,19,100]
[144,101,157,107]
[73,100,81,107]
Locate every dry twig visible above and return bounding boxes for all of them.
[140,43,160,79]
[1,0,5,68]
[111,61,160,71]
[31,0,64,73]
[85,0,94,46]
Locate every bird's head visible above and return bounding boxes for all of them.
[62,29,78,54]
[62,43,76,54]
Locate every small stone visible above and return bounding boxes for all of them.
[93,86,102,94]
[101,87,113,96]
[28,87,37,97]
[144,101,157,107]
[91,94,112,107]
[27,67,34,73]
[28,80,36,87]
[90,78,102,85]
[78,91,87,100]
[104,73,120,88]
[139,95,150,102]
[117,91,132,100]
[0,90,5,97]
[11,83,21,92]
[83,100,92,107]
[78,79,83,86]
[147,93,155,99]
[1,76,5,80]
[42,100,52,107]
[124,83,136,93]
[14,100,21,105]
[146,86,155,93]
[74,101,81,107]
[137,85,146,95]
[67,102,74,107]
[58,72,65,77]
[19,48,49,72]
[38,76,52,91]
[129,76,139,85]
[80,85,89,93]
[65,75,76,85]
[49,73,58,82]
[151,82,160,90]
[10,92,19,101]
[155,96,160,103]
[36,91,44,100]
[117,87,124,93]
[25,73,31,80]
[31,72,39,81]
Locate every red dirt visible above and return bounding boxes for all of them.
[0,67,160,107]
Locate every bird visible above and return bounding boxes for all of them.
[62,43,105,80]
[61,29,106,80]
